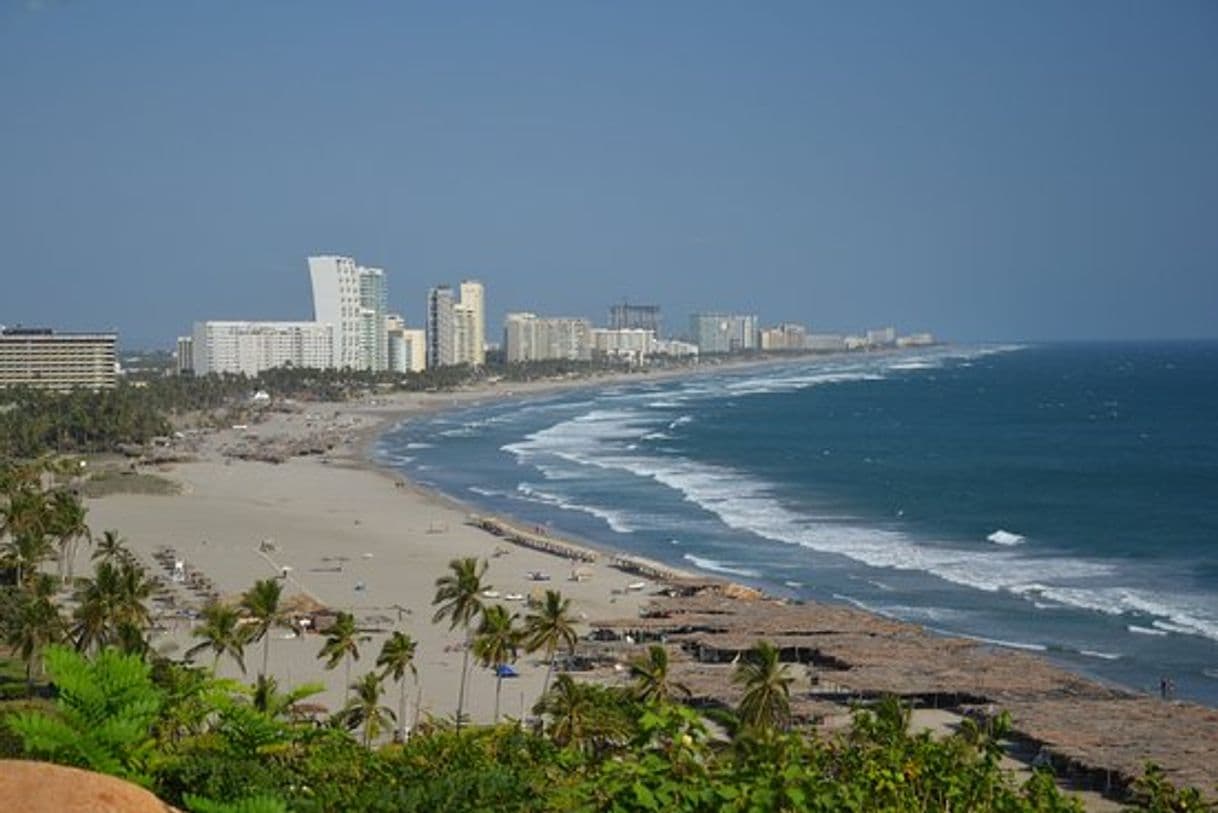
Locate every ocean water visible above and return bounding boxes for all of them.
[375,343,1218,705]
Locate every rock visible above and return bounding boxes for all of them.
[0,760,179,812]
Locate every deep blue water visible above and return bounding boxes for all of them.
[375,343,1218,704]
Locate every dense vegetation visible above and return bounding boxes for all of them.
[3,463,1211,811]
[0,355,685,459]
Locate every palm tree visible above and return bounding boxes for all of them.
[732,640,794,732]
[251,674,326,720]
[431,557,488,731]
[473,604,520,723]
[630,644,690,705]
[534,673,630,752]
[1,574,65,694]
[48,488,89,582]
[241,578,292,678]
[186,602,250,673]
[91,530,129,565]
[376,631,418,743]
[523,589,578,702]
[318,610,365,703]
[338,671,396,747]
[71,559,153,653]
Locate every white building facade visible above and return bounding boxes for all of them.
[504,313,592,363]
[190,321,334,376]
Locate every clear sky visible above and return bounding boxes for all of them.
[2,1,1215,347]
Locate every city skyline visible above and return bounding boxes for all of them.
[2,3,1215,347]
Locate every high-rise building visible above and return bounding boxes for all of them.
[307,256,390,371]
[427,286,456,368]
[689,312,758,354]
[358,266,388,371]
[0,328,117,390]
[308,256,361,369]
[176,335,194,374]
[609,302,662,336]
[503,313,592,362]
[427,280,486,368]
[458,280,486,365]
[191,321,334,376]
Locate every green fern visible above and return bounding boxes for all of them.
[6,645,164,785]
[182,793,288,813]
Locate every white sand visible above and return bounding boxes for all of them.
[78,383,671,729]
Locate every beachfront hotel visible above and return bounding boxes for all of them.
[308,255,389,372]
[0,327,118,390]
[190,321,334,376]
[690,312,759,354]
[386,314,426,373]
[427,280,486,368]
[503,313,593,362]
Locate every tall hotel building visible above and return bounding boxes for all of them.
[0,328,117,390]
[308,255,388,372]
[427,280,485,368]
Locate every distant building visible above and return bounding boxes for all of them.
[0,328,117,390]
[308,255,388,371]
[176,335,194,374]
[504,313,592,362]
[191,321,333,376]
[865,326,897,348]
[609,302,662,336]
[387,314,426,373]
[426,286,456,368]
[804,333,846,352]
[654,338,699,358]
[592,328,655,365]
[760,323,807,351]
[427,280,485,368]
[358,266,388,371]
[458,280,486,366]
[690,312,758,354]
[897,332,936,347]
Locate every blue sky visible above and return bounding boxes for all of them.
[1,1,1215,347]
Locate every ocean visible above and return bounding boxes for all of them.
[374,343,1218,705]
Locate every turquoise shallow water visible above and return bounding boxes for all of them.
[376,343,1218,704]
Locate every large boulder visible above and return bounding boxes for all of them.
[0,760,178,812]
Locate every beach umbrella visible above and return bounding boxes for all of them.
[495,664,519,678]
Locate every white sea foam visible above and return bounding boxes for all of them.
[514,483,638,534]
[1079,649,1122,661]
[682,553,761,579]
[987,529,1026,546]
[950,631,1048,652]
[405,442,434,450]
[1128,625,1169,637]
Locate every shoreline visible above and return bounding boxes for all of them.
[76,353,1218,800]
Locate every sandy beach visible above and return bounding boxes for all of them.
[78,376,699,727]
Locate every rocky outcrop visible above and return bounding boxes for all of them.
[0,760,178,813]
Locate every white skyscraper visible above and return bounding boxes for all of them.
[308,255,390,371]
[308,255,362,369]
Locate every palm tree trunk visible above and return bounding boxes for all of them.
[494,673,503,723]
[540,645,556,701]
[398,677,407,743]
[344,653,352,703]
[456,645,470,732]
[262,632,271,677]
